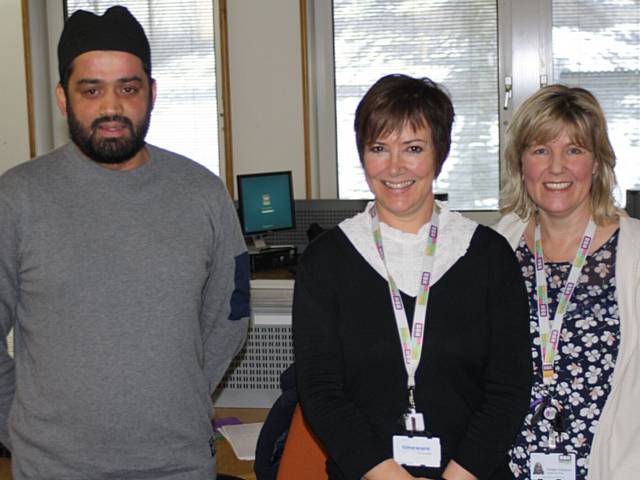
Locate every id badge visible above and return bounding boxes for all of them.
[392,435,441,468]
[529,452,576,480]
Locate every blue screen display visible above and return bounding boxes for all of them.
[238,172,294,235]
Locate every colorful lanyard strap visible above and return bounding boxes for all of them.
[534,219,596,386]
[369,204,439,392]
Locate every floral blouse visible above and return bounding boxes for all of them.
[509,231,620,480]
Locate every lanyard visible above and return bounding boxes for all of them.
[534,219,596,385]
[369,203,439,392]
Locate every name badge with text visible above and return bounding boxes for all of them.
[529,452,576,480]
[392,435,441,468]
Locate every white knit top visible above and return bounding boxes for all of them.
[339,201,477,296]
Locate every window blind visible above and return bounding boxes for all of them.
[333,0,499,209]
[552,0,640,204]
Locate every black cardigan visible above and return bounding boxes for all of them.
[292,224,532,480]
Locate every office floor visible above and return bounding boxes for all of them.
[0,408,267,480]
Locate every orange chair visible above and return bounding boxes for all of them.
[276,403,328,480]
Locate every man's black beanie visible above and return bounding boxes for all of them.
[57,5,151,82]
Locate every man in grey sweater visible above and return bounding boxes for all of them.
[0,6,249,479]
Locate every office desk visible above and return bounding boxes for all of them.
[0,408,269,480]
[215,407,269,480]
[0,460,8,480]
[252,268,295,280]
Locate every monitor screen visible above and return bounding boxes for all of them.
[237,171,295,236]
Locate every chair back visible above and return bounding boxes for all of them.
[276,403,328,480]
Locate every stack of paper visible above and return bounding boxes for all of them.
[218,422,264,461]
[250,279,294,314]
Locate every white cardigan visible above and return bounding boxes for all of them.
[494,212,640,480]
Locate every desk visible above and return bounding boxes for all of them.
[251,267,295,280]
[0,408,269,480]
[215,407,269,480]
[0,459,8,480]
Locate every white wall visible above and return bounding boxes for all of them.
[226,0,306,199]
[0,1,31,174]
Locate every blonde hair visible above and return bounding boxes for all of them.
[501,85,618,225]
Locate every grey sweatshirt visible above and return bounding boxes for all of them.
[0,143,249,479]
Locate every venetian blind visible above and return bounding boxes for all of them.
[333,0,499,209]
[65,0,220,174]
[552,0,640,205]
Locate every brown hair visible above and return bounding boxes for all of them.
[354,74,454,176]
[501,84,618,225]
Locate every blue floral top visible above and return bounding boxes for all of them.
[509,231,620,480]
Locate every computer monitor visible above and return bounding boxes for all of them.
[237,171,296,250]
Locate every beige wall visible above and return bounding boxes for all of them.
[0,1,30,175]
[226,0,306,199]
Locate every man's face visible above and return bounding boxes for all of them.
[56,50,156,170]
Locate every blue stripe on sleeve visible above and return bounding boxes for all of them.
[229,251,250,320]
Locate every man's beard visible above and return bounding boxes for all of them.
[67,103,152,165]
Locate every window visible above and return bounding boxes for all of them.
[551,0,640,205]
[314,0,640,209]
[333,0,499,209]
[65,0,222,174]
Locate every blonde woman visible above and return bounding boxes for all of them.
[496,85,640,480]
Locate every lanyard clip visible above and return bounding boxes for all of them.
[408,386,417,411]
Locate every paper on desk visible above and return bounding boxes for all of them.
[218,422,263,461]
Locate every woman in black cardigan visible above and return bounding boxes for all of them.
[293,74,532,480]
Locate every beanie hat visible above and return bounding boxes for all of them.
[58,5,151,82]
